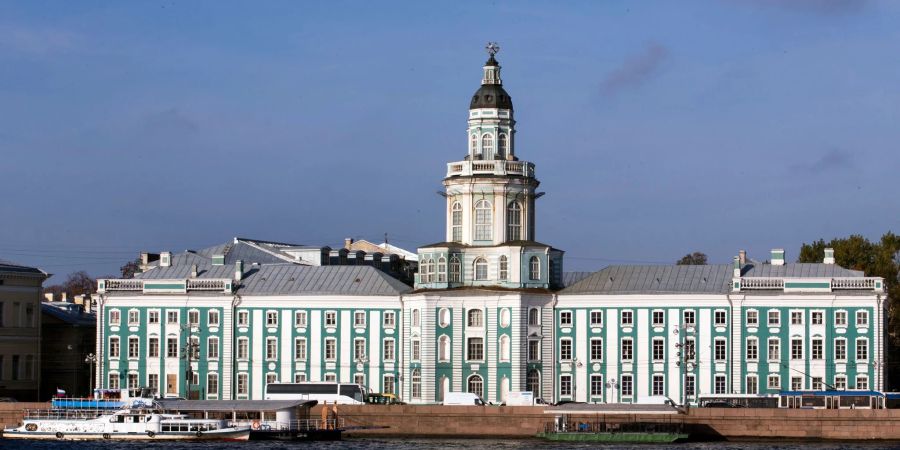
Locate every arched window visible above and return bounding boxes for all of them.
[527,369,541,395]
[474,200,492,240]
[499,308,511,328]
[468,309,483,327]
[507,202,521,241]
[468,374,484,398]
[439,308,451,327]
[529,256,541,281]
[411,309,420,327]
[499,335,510,362]
[528,308,540,326]
[499,255,508,280]
[439,335,450,361]
[482,133,493,158]
[436,257,447,283]
[471,134,478,157]
[449,256,461,282]
[420,259,429,283]
[411,368,422,399]
[498,133,508,159]
[451,202,462,242]
[474,257,488,281]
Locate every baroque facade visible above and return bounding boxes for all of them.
[95,48,887,404]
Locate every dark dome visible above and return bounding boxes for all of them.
[470,84,513,110]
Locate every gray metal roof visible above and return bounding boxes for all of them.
[0,258,47,276]
[156,399,315,411]
[742,263,863,278]
[562,271,593,288]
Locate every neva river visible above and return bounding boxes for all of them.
[8,439,900,449]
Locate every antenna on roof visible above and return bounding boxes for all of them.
[384,233,389,245]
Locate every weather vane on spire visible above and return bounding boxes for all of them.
[485,42,500,57]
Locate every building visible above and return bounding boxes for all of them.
[94,47,887,404]
[0,258,48,400]
[41,294,96,397]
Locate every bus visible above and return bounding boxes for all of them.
[264,382,368,404]
[778,390,885,409]
[697,393,779,408]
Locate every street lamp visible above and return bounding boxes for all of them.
[572,358,583,401]
[84,353,97,394]
[606,378,618,403]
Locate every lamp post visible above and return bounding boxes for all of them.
[572,358,582,401]
[674,322,696,407]
[84,353,97,394]
[606,378,618,403]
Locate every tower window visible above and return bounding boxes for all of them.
[474,200,492,240]
[529,256,541,281]
[437,257,447,282]
[498,133,508,159]
[474,258,488,281]
[451,202,462,242]
[499,255,508,280]
[482,133,493,158]
[507,202,521,241]
[449,256,461,282]
[471,134,478,157]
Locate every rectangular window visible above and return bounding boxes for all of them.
[528,340,540,361]
[294,373,307,383]
[857,376,868,390]
[590,310,603,326]
[715,310,727,326]
[237,338,249,360]
[792,377,803,391]
[383,375,395,395]
[167,310,178,324]
[811,339,823,360]
[812,377,823,390]
[746,310,758,326]
[266,373,277,386]
[683,310,695,327]
[325,373,336,382]
[354,373,365,386]
[266,311,278,326]
[383,339,394,361]
[266,337,278,360]
[208,337,219,359]
[108,372,120,389]
[835,339,847,360]
[207,373,218,396]
[857,339,868,360]
[621,338,633,361]
[768,338,780,361]
[208,310,220,326]
[835,311,847,326]
[791,311,803,325]
[560,375,572,397]
[412,339,421,361]
[768,375,780,390]
[354,311,366,327]
[325,311,337,327]
[237,311,249,326]
[591,374,603,397]
[652,310,664,326]
[148,337,159,358]
[383,311,396,327]
[128,337,139,358]
[746,338,758,361]
[237,373,248,395]
[560,339,573,361]
[355,338,366,361]
[148,310,160,324]
[621,375,633,397]
[715,375,726,394]
[128,373,139,390]
[110,310,120,325]
[653,374,665,396]
[467,337,483,360]
[685,338,696,360]
[857,311,869,327]
[791,339,803,360]
[148,374,159,393]
[294,311,307,327]
[768,310,780,326]
[590,338,603,361]
[559,311,572,326]
[109,337,120,358]
[295,338,307,360]
[834,376,846,390]
[325,338,337,361]
[746,375,758,395]
[685,374,695,397]
[167,338,178,358]
[188,310,199,326]
[653,338,664,361]
[811,311,823,325]
[715,339,726,361]
[128,310,139,325]
[621,310,633,326]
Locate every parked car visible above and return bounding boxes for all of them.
[442,392,485,406]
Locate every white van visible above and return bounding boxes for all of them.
[504,391,535,406]
[636,395,676,406]
[442,392,485,406]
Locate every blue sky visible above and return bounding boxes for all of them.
[1,0,898,282]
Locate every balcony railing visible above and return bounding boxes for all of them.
[738,277,883,292]
[446,160,535,178]
[98,278,234,294]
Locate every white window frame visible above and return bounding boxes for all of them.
[354,311,366,327]
[294,337,307,361]
[590,310,603,327]
[295,310,307,327]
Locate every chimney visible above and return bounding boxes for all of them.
[234,260,243,282]
[160,251,172,267]
[191,264,198,278]
[344,238,354,249]
[733,256,741,278]
[739,250,747,265]
[771,249,785,266]
[44,293,54,302]
[60,292,68,303]
[824,248,835,264]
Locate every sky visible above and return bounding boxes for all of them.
[1,0,898,283]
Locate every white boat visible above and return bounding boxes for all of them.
[3,407,250,441]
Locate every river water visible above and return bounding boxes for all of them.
[8,439,900,449]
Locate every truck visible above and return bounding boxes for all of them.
[442,392,485,406]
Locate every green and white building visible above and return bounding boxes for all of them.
[95,47,887,404]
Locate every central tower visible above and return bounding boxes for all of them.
[416,44,563,290]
